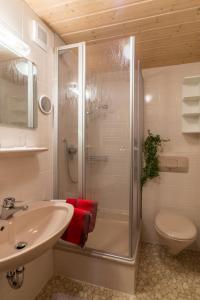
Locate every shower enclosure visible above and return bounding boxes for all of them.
[55,36,143,261]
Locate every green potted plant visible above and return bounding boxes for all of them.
[141,130,169,188]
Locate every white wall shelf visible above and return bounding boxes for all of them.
[0,147,48,158]
[182,76,200,133]
[183,96,200,101]
[182,112,200,117]
[183,76,200,85]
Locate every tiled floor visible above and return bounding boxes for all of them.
[36,243,200,300]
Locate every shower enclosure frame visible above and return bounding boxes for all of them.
[54,36,142,264]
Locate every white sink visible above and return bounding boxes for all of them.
[0,200,73,272]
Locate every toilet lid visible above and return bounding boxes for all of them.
[155,211,197,241]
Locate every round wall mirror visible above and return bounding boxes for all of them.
[38,95,52,115]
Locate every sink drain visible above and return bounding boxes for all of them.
[15,242,27,250]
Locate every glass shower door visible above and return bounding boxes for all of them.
[85,37,133,257]
[57,43,85,200]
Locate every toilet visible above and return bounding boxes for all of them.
[155,210,197,255]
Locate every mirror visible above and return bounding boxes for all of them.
[0,48,38,128]
[39,95,52,115]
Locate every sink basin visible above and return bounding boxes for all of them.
[0,200,73,272]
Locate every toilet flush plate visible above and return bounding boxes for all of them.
[159,155,189,173]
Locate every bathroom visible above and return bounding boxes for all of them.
[0,0,200,299]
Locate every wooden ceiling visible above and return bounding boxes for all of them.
[25,0,200,68]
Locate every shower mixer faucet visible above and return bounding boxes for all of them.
[67,145,77,155]
[63,139,77,156]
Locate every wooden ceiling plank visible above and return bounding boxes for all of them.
[27,0,145,13]
[137,21,200,43]
[38,0,145,22]
[141,53,200,68]
[50,0,200,34]
[25,0,77,12]
[139,43,200,58]
[137,31,200,51]
[61,8,200,43]
[62,27,200,50]
[60,8,200,43]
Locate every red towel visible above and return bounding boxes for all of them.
[67,198,78,207]
[77,199,97,232]
[66,198,97,232]
[61,207,91,247]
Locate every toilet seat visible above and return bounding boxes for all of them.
[155,211,197,241]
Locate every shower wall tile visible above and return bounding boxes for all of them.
[87,173,129,211]
[85,73,130,214]
[59,68,131,212]
[142,62,200,249]
[0,0,23,38]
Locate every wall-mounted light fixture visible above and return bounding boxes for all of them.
[0,22,30,57]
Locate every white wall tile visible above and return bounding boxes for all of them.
[0,0,60,298]
[142,62,200,249]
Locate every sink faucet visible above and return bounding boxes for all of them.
[0,197,28,220]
